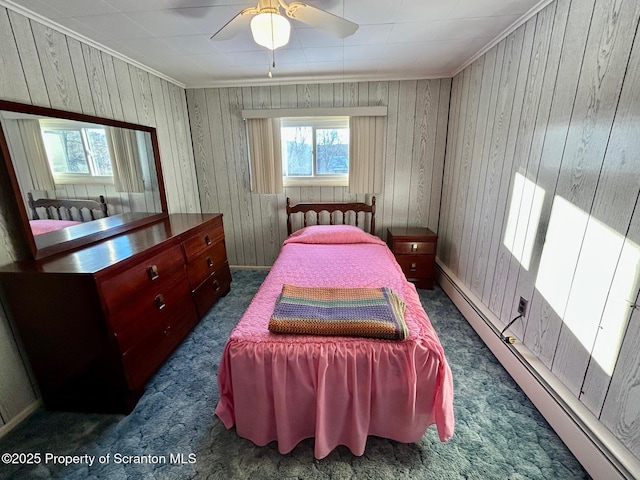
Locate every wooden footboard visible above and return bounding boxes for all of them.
[286,197,376,235]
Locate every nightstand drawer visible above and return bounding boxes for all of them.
[387,227,438,290]
[392,241,436,255]
[395,255,434,279]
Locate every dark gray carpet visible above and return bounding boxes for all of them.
[0,269,589,479]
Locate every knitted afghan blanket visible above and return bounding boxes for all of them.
[269,284,408,340]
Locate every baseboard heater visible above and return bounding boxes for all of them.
[436,260,639,480]
[0,400,41,441]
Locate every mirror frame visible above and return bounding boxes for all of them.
[0,100,169,260]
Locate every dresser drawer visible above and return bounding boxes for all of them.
[182,218,224,262]
[186,238,228,289]
[100,245,185,314]
[395,255,435,279]
[392,241,436,255]
[121,303,197,391]
[193,265,232,318]
[113,276,196,355]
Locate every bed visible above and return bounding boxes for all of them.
[215,198,454,459]
[28,192,109,235]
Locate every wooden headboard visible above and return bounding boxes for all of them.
[28,192,109,222]
[286,197,376,235]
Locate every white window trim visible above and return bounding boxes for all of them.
[52,173,114,186]
[283,175,349,188]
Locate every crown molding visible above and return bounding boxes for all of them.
[451,0,557,78]
[187,72,451,89]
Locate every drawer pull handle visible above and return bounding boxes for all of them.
[410,263,417,272]
[147,265,159,281]
[154,294,166,310]
[163,325,171,336]
[411,243,418,252]
[213,279,220,292]
[207,257,214,268]
[205,235,212,246]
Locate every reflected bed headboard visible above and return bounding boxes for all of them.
[286,197,376,236]
[28,192,109,222]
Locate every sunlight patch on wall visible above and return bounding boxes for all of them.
[536,196,640,375]
[590,235,640,375]
[503,172,545,270]
[536,196,588,315]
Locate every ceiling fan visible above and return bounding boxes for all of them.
[211,0,359,51]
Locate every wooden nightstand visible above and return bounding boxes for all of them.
[386,227,438,289]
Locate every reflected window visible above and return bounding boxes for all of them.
[40,120,114,183]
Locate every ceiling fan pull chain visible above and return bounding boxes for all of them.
[268,49,275,78]
[268,41,279,78]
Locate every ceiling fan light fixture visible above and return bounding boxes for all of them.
[250,12,291,50]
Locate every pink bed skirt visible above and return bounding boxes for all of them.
[215,227,454,458]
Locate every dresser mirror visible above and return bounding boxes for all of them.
[0,100,168,260]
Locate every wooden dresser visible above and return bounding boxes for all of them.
[386,227,438,290]
[0,213,231,413]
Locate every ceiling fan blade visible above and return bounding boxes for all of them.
[210,7,256,41]
[285,3,358,38]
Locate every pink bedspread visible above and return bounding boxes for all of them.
[215,225,454,458]
[30,219,82,235]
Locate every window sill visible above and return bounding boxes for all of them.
[283,176,348,188]
[54,175,114,186]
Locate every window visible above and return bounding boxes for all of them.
[281,116,349,187]
[40,120,113,184]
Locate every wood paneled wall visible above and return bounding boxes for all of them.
[440,0,640,461]
[0,7,199,429]
[187,79,451,266]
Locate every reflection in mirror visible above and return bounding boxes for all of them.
[0,101,167,260]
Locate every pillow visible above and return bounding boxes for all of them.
[283,225,385,246]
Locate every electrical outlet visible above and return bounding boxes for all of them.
[518,296,528,316]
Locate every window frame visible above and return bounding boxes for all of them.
[281,116,349,188]
[39,119,114,185]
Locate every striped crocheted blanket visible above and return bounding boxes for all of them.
[269,285,408,340]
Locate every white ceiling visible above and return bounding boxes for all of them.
[4,0,550,88]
